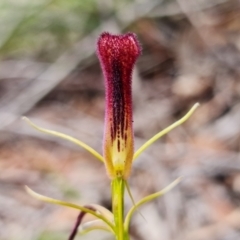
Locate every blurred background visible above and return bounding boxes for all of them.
[1,0,240,239]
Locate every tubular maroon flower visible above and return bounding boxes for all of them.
[97,32,141,179]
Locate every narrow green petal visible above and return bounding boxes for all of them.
[80,220,115,235]
[124,178,181,231]
[124,180,136,207]
[133,103,199,160]
[124,180,146,222]
[22,117,104,163]
[25,186,114,230]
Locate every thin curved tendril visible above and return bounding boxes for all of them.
[124,180,146,222]
[134,103,199,160]
[124,178,181,231]
[22,117,104,163]
[25,186,115,231]
[80,220,115,235]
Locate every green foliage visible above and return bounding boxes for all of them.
[0,0,100,60]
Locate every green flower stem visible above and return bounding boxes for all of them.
[112,178,129,240]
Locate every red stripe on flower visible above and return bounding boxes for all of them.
[97,32,141,179]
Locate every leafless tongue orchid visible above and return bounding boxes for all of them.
[23,32,199,240]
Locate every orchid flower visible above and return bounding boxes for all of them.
[24,32,199,240]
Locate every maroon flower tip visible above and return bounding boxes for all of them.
[97,32,141,67]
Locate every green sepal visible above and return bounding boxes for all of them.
[22,117,104,162]
[134,103,199,160]
[124,178,181,231]
[80,220,115,235]
[25,186,115,231]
